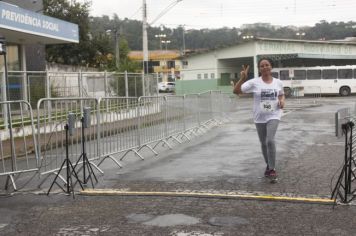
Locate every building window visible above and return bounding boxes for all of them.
[167,60,175,69]
[197,74,201,79]
[211,73,215,79]
[204,73,208,79]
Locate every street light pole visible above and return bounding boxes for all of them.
[155,34,166,50]
[142,0,183,75]
[296,32,306,40]
[106,29,120,71]
[181,25,186,55]
[161,40,171,81]
[114,30,120,70]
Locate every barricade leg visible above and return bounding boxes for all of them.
[5,174,17,191]
[120,149,145,161]
[97,155,123,168]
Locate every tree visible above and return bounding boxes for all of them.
[43,0,95,66]
[118,38,140,72]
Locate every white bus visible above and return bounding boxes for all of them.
[271,65,356,96]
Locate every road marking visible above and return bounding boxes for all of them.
[80,189,334,204]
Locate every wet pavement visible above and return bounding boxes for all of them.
[1,96,356,235]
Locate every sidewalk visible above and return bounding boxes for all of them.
[0,97,356,236]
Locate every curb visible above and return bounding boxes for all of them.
[80,189,335,205]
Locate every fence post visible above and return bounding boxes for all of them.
[96,98,101,160]
[197,94,201,127]
[104,70,108,97]
[78,70,83,98]
[164,96,168,138]
[22,71,28,104]
[125,71,129,98]
[183,95,186,131]
[156,72,159,95]
[142,72,145,97]
[45,70,50,99]
[1,70,8,130]
[137,97,142,147]
[209,91,213,120]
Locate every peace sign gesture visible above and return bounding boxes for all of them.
[240,64,250,80]
[233,64,250,95]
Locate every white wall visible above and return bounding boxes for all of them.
[181,41,256,80]
[180,51,217,80]
[181,39,356,82]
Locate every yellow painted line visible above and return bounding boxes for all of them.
[80,189,334,204]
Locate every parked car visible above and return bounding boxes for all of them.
[158,82,175,93]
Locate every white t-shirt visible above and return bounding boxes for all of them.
[241,77,284,123]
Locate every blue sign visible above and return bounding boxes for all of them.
[0,2,79,43]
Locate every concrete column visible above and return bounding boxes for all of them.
[21,45,28,103]
[253,55,259,78]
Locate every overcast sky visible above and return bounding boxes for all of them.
[89,0,356,29]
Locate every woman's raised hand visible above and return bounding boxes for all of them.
[240,64,250,80]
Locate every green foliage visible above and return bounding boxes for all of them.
[44,2,356,70]
[43,1,139,72]
[89,15,356,51]
[44,0,95,66]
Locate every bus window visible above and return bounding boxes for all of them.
[280,70,290,80]
[294,70,306,80]
[272,72,279,78]
[322,69,337,79]
[307,70,321,80]
[353,69,356,78]
[338,69,353,79]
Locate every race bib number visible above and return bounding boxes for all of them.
[260,101,276,112]
[260,89,278,113]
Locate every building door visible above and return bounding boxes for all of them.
[220,73,231,85]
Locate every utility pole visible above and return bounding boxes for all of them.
[142,0,149,74]
[143,0,183,74]
[181,25,186,55]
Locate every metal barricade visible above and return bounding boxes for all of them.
[97,97,141,166]
[291,86,321,105]
[165,95,189,143]
[198,91,215,130]
[137,96,171,153]
[36,97,102,186]
[183,94,202,137]
[304,86,321,104]
[210,90,223,125]
[0,100,39,190]
[220,92,237,122]
[331,116,356,204]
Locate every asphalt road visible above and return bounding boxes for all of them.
[1,96,356,236]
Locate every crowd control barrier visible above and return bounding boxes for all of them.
[0,100,39,190]
[0,91,237,191]
[36,97,102,187]
[97,97,142,167]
